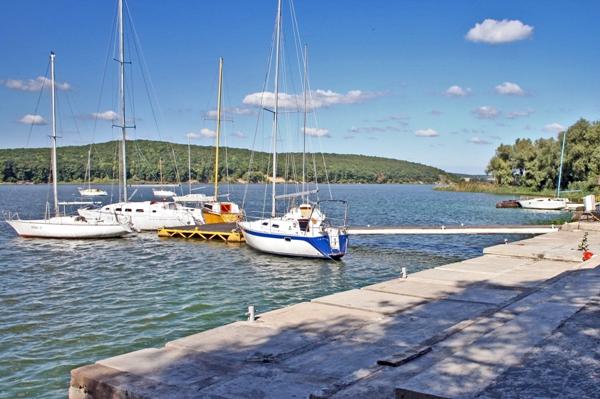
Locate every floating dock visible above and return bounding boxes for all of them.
[72,222,600,398]
[346,224,558,235]
[157,222,244,242]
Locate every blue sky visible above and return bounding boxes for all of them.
[1,0,599,174]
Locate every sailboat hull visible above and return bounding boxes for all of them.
[78,201,202,231]
[202,209,241,224]
[7,217,130,238]
[240,223,348,260]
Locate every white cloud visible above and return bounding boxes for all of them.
[3,76,71,92]
[473,106,500,119]
[506,109,534,119]
[466,19,533,44]
[543,122,565,134]
[205,107,255,118]
[349,125,406,134]
[445,85,471,97]
[186,132,200,139]
[91,110,118,121]
[468,136,492,145]
[243,89,384,110]
[495,81,525,96]
[303,127,329,137]
[415,128,439,137]
[231,131,247,139]
[18,114,47,125]
[200,128,216,138]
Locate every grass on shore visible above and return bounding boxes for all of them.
[436,181,590,201]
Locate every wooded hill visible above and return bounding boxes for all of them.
[0,140,454,184]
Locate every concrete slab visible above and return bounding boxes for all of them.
[483,230,600,262]
[199,365,333,399]
[344,299,492,351]
[312,289,428,315]
[435,254,526,274]
[97,347,240,389]
[394,268,600,399]
[167,322,319,361]
[364,278,521,305]
[254,301,386,336]
[407,268,496,287]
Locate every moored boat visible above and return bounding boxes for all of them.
[7,52,131,239]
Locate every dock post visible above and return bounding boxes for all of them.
[401,267,407,279]
[247,305,255,322]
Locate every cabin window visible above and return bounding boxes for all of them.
[125,208,132,212]
[284,237,291,242]
[136,209,144,213]
[104,207,109,210]
[272,224,279,228]
[115,208,122,211]
[262,222,268,226]
[152,210,157,213]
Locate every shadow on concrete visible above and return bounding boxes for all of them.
[69,263,600,399]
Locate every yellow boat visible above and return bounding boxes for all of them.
[202,201,242,224]
[202,57,243,224]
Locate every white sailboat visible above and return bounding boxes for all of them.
[7,52,132,239]
[78,0,203,230]
[517,130,569,211]
[152,159,177,199]
[238,1,348,260]
[78,146,108,197]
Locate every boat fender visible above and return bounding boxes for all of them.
[311,218,318,224]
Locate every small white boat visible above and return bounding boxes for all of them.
[152,188,176,199]
[78,187,108,197]
[173,193,215,203]
[6,52,131,239]
[78,146,108,197]
[517,197,568,210]
[8,215,131,239]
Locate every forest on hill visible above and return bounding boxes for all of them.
[486,118,600,192]
[0,140,454,184]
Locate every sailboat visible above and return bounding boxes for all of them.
[77,0,203,230]
[518,130,569,210]
[238,0,349,259]
[152,159,177,199]
[7,52,132,239]
[173,136,213,203]
[78,146,108,197]
[200,57,242,224]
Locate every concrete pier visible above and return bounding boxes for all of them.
[69,222,600,399]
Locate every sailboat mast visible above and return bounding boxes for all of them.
[271,0,282,217]
[557,130,567,198]
[188,136,192,194]
[118,0,128,202]
[86,147,92,189]
[213,57,224,200]
[50,51,59,217]
[302,44,308,202]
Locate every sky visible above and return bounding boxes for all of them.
[1,0,600,174]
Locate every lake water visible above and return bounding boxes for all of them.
[0,184,566,398]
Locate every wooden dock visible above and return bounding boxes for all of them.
[70,222,600,399]
[157,222,244,242]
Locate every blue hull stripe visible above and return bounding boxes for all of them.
[242,228,349,259]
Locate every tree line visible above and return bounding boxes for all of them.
[0,140,452,184]
[486,118,600,192]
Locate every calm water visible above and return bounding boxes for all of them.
[0,184,565,398]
